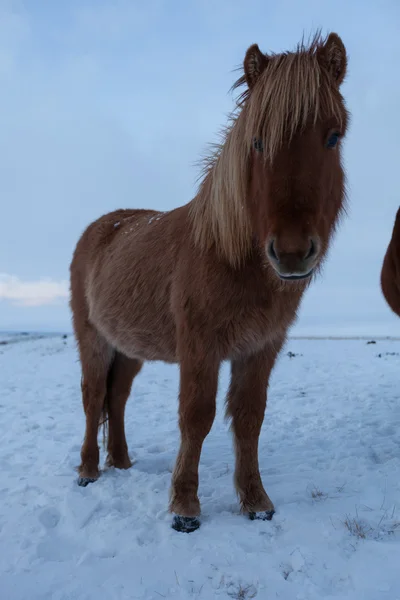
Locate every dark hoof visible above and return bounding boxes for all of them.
[172,515,200,533]
[77,476,97,487]
[248,510,275,521]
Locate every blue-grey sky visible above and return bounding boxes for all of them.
[1,0,400,336]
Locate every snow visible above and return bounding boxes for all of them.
[0,334,399,600]
[147,213,164,225]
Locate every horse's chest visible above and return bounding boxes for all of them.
[223,293,299,358]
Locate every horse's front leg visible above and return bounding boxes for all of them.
[170,353,219,533]
[226,342,283,521]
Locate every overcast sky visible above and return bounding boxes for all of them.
[1,0,400,336]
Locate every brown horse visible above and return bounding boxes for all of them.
[70,32,349,533]
[381,207,400,317]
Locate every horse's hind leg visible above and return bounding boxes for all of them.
[105,352,143,469]
[77,325,114,486]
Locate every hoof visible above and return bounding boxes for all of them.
[77,476,97,487]
[248,510,275,521]
[105,454,132,470]
[172,515,200,533]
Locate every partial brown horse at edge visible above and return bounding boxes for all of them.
[70,32,350,533]
[381,207,400,317]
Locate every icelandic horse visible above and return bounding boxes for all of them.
[70,32,349,532]
[381,208,400,318]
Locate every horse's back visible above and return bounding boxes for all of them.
[381,208,400,317]
[74,209,156,258]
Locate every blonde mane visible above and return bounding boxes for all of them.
[189,33,346,267]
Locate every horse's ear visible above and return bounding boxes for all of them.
[243,44,269,89]
[318,33,347,86]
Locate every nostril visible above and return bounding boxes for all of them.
[268,239,279,262]
[305,239,317,260]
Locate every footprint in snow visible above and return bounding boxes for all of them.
[38,507,61,529]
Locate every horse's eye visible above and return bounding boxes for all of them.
[253,137,263,152]
[326,132,340,149]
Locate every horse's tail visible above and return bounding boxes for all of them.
[80,373,109,451]
[99,395,109,452]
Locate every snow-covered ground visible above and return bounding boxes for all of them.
[0,334,399,600]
